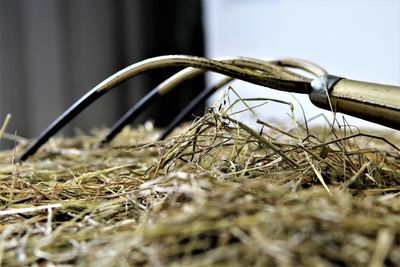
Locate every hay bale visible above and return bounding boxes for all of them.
[0,104,399,266]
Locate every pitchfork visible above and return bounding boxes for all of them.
[19,55,400,161]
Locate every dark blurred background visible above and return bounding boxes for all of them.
[0,0,205,147]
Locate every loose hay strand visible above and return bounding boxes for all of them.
[0,114,11,142]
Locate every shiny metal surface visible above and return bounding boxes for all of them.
[311,78,400,130]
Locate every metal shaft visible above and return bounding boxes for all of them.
[310,76,400,130]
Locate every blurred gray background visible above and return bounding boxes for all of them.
[0,0,205,148]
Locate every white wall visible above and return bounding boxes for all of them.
[204,0,400,131]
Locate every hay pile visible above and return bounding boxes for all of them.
[0,98,400,267]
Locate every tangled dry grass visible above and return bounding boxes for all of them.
[0,96,399,267]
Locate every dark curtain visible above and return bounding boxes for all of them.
[0,0,205,148]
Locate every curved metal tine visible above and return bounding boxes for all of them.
[98,57,308,146]
[19,90,107,161]
[19,55,312,161]
[158,77,234,140]
[97,87,159,147]
[97,67,202,147]
[269,58,328,77]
